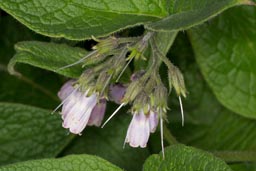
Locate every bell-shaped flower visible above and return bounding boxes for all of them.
[57,80,105,134]
[125,110,158,148]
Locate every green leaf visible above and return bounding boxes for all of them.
[188,6,256,118]
[146,0,253,31]
[0,103,73,165]
[166,33,256,162]
[0,154,122,171]
[62,104,150,171]
[9,41,87,78]
[143,144,232,171]
[231,163,256,171]
[0,0,168,40]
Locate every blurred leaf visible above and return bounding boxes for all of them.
[0,70,60,109]
[189,6,256,118]
[9,41,87,78]
[0,154,122,171]
[0,16,61,108]
[231,163,256,171]
[0,16,41,64]
[0,0,168,40]
[146,0,252,31]
[62,104,150,171]
[0,103,73,165]
[143,144,232,171]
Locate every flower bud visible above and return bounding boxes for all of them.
[95,71,112,94]
[151,85,168,112]
[127,32,153,60]
[109,84,126,104]
[168,66,186,98]
[130,70,145,81]
[92,36,119,54]
[132,93,151,114]
[121,80,143,104]
[87,99,106,127]
[78,69,95,89]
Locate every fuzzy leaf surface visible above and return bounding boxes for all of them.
[0,0,167,40]
[9,41,87,78]
[143,144,232,171]
[146,0,252,31]
[0,155,122,171]
[189,6,256,118]
[0,103,73,165]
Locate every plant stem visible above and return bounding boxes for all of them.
[163,124,178,145]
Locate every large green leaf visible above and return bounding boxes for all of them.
[143,144,232,171]
[62,104,150,171]
[9,41,87,78]
[0,103,73,165]
[189,6,256,118]
[0,0,167,40]
[166,33,256,162]
[146,0,253,31]
[0,155,122,171]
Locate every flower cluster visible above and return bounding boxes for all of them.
[53,32,186,157]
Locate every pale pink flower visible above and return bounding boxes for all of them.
[57,79,76,101]
[125,110,158,148]
[88,99,106,127]
[57,80,106,134]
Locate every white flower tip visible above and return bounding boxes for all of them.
[129,142,147,148]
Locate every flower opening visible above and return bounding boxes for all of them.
[57,80,105,134]
[125,110,158,148]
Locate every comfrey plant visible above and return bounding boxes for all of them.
[53,32,186,157]
[1,0,255,169]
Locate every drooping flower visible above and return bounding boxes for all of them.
[125,110,158,148]
[57,80,106,134]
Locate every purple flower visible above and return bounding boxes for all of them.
[87,99,106,127]
[125,110,158,148]
[57,80,106,134]
[58,79,76,101]
[130,70,145,81]
[109,84,126,104]
[149,111,159,133]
